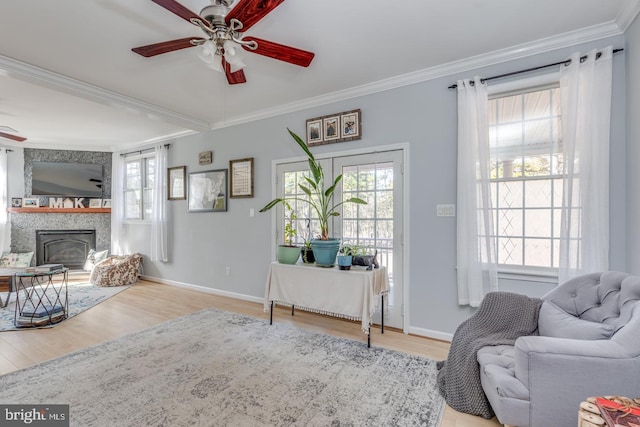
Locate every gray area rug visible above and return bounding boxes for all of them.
[0,282,130,331]
[0,308,445,426]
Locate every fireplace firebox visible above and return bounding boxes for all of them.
[36,230,96,270]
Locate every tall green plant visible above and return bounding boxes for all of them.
[260,128,367,240]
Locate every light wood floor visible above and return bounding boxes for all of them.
[0,278,501,427]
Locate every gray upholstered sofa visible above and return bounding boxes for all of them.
[477,271,640,427]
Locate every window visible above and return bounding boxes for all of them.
[124,155,155,220]
[488,86,563,272]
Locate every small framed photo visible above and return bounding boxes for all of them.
[168,166,187,200]
[199,151,213,165]
[11,198,22,208]
[323,116,340,142]
[229,158,254,198]
[102,199,112,208]
[23,197,39,208]
[188,169,228,212]
[89,199,103,208]
[306,119,323,146]
[341,109,361,140]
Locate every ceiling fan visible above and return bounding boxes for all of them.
[0,126,26,142]
[132,0,315,84]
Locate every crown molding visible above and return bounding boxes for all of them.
[0,55,210,132]
[616,0,640,32]
[0,19,629,140]
[207,21,625,131]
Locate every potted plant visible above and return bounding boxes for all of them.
[260,128,367,267]
[300,218,315,264]
[337,245,354,271]
[276,202,301,264]
[340,243,379,270]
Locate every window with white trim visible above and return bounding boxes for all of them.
[488,85,563,273]
[124,155,155,220]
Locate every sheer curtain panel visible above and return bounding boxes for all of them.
[558,46,613,283]
[0,150,8,252]
[110,152,128,255]
[456,77,498,307]
[150,144,168,262]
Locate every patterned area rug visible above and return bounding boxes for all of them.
[0,281,130,331]
[0,308,445,426]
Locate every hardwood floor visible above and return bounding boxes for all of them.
[0,279,501,427]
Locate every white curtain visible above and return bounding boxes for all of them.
[0,150,8,252]
[150,144,168,262]
[456,77,499,307]
[110,152,128,255]
[558,46,613,283]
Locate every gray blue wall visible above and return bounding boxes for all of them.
[626,14,640,275]
[117,34,629,337]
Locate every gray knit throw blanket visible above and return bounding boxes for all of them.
[436,291,542,419]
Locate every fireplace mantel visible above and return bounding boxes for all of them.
[8,208,111,214]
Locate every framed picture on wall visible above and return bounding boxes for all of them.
[229,158,254,198]
[168,166,186,200]
[306,119,323,146]
[340,109,361,140]
[323,116,340,142]
[188,169,228,212]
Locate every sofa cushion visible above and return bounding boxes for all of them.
[538,301,614,340]
[0,251,34,268]
[477,345,529,400]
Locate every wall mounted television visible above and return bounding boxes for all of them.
[31,161,103,198]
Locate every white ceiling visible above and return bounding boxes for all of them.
[0,0,638,151]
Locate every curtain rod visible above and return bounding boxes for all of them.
[121,143,170,157]
[447,48,623,89]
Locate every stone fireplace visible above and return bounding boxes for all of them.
[36,229,96,270]
[10,212,110,270]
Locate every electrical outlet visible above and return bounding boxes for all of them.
[249,208,255,217]
[225,267,231,276]
[437,204,456,217]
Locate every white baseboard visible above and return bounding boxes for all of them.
[141,275,453,341]
[140,275,264,305]
[407,326,453,342]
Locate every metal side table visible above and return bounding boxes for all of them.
[14,268,69,328]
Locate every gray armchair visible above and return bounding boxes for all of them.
[478,271,640,427]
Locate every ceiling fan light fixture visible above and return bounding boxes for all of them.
[223,40,246,70]
[207,54,224,72]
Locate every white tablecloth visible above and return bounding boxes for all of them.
[264,262,389,332]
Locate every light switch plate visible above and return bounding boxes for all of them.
[437,204,456,217]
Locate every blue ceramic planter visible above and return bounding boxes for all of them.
[337,255,352,270]
[310,238,340,267]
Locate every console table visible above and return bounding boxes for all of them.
[264,262,389,347]
[14,268,69,327]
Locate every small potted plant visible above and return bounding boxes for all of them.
[337,244,354,270]
[340,243,379,270]
[300,218,315,264]
[276,202,301,264]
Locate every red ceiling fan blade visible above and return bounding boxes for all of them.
[223,59,247,84]
[226,0,284,31]
[151,0,208,26]
[132,37,204,57]
[0,131,26,142]
[243,37,314,67]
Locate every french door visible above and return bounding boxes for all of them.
[275,150,404,329]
